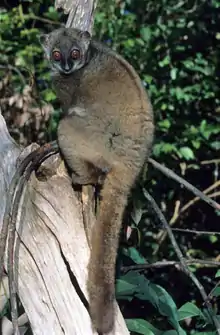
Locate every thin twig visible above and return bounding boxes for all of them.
[143,189,220,335]
[121,258,220,272]
[154,179,220,255]
[208,191,220,198]
[169,200,181,225]
[208,280,220,300]
[201,159,220,166]
[174,180,220,222]
[172,228,220,236]
[148,158,220,212]
[29,14,63,26]
[0,65,26,85]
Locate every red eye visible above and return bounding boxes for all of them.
[71,49,80,60]
[52,50,61,61]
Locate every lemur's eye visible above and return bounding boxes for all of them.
[52,50,61,61]
[71,49,80,60]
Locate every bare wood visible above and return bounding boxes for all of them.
[55,0,98,33]
[0,113,21,224]
[0,116,129,335]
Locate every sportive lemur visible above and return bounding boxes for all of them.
[39,27,154,334]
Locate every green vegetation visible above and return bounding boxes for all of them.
[0,0,220,333]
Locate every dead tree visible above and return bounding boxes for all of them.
[0,0,130,334]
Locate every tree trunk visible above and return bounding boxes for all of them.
[0,111,129,334]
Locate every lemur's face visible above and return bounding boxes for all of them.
[39,28,91,75]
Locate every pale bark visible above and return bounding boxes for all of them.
[55,0,98,33]
[0,110,130,335]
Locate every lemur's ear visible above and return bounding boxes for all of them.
[78,30,91,51]
[38,34,49,46]
[38,34,50,58]
[79,31,91,40]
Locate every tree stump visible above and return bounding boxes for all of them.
[0,111,129,335]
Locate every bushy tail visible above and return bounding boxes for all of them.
[87,167,133,334]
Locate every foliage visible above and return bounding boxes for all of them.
[0,0,220,334]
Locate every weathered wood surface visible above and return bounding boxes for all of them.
[0,111,129,334]
[55,0,98,33]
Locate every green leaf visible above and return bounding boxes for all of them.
[116,279,137,296]
[215,270,220,278]
[140,27,151,42]
[161,103,167,111]
[136,283,186,335]
[212,287,220,297]
[44,6,59,20]
[144,75,153,85]
[159,55,171,67]
[210,141,220,150]
[123,273,186,335]
[202,308,217,325]
[177,302,204,321]
[162,331,179,335]
[131,199,143,225]
[120,271,142,285]
[158,119,171,130]
[192,140,201,149]
[123,247,146,264]
[170,68,177,80]
[43,89,57,102]
[179,147,195,160]
[153,143,178,157]
[209,235,217,243]
[153,143,162,156]
[199,120,207,133]
[126,319,160,335]
[123,39,135,48]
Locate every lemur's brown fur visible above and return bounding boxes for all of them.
[40,27,154,334]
